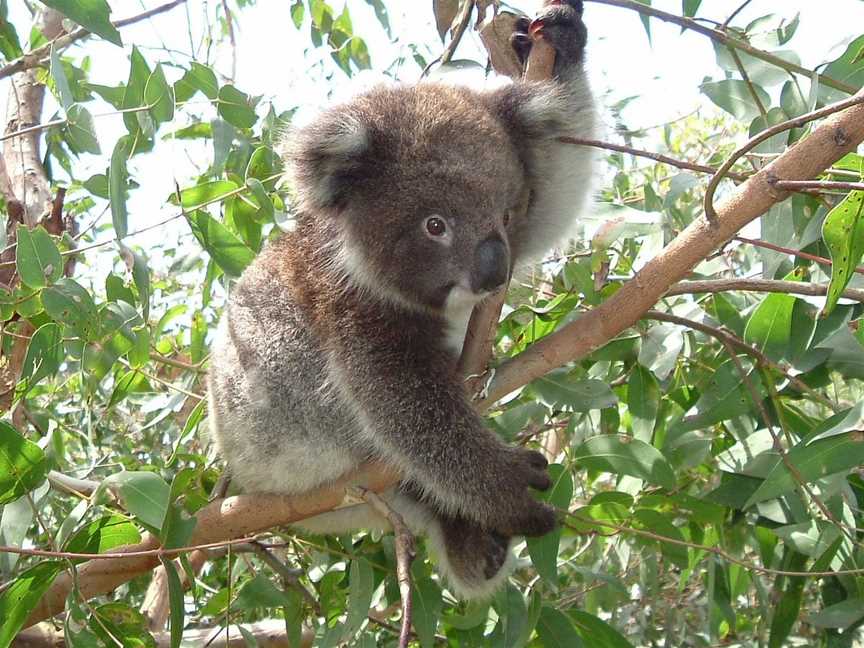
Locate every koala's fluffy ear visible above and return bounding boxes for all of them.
[284,111,372,212]
[485,83,570,146]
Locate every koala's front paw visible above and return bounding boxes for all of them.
[511,0,587,71]
[490,448,557,537]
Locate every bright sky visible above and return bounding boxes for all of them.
[8,0,864,282]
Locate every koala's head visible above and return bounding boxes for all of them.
[286,83,531,313]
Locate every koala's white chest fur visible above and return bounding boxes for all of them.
[443,286,482,355]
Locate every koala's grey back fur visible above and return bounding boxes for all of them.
[209,0,598,600]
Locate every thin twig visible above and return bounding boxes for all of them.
[772,179,864,192]
[734,235,864,276]
[704,94,864,223]
[438,0,474,67]
[666,278,864,303]
[558,136,749,181]
[720,0,754,29]
[356,488,416,648]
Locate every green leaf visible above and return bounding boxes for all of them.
[821,190,864,317]
[235,574,289,610]
[246,178,274,221]
[217,85,258,129]
[65,104,100,154]
[174,180,239,209]
[490,583,528,647]
[632,509,688,568]
[174,62,218,102]
[627,365,659,442]
[531,371,617,411]
[536,606,584,648]
[574,435,676,490]
[743,291,796,362]
[570,610,633,647]
[104,471,170,531]
[16,225,62,288]
[290,0,305,29]
[109,136,132,238]
[412,576,442,648]
[119,243,150,320]
[64,514,142,559]
[186,210,255,277]
[42,278,99,340]
[746,432,864,506]
[90,603,157,648]
[806,598,864,629]
[768,552,807,648]
[682,0,701,17]
[121,47,153,142]
[159,558,184,648]
[672,358,763,433]
[39,0,122,46]
[144,63,175,124]
[0,421,48,506]
[0,16,22,61]
[345,558,374,637]
[700,79,771,121]
[0,560,64,648]
[245,145,283,190]
[49,43,73,109]
[526,464,572,586]
[20,323,64,389]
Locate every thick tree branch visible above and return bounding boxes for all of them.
[25,462,399,626]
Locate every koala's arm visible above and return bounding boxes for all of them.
[485,0,598,263]
[329,311,555,538]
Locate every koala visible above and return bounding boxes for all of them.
[208,0,597,600]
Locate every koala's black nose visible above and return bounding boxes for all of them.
[472,236,510,293]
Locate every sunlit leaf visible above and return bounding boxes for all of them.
[574,435,676,489]
[0,561,64,648]
[104,471,170,531]
[16,225,62,288]
[0,421,48,505]
[40,0,121,46]
[821,190,864,317]
[186,210,255,277]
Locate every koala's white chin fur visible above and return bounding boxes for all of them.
[443,284,485,356]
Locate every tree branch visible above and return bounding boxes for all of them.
[476,87,864,409]
[25,462,400,626]
[666,278,864,303]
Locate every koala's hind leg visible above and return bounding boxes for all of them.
[431,514,518,600]
[393,489,519,599]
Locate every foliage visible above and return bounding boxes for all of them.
[1,1,864,647]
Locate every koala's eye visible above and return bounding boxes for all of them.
[503,211,512,227]
[425,216,447,237]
